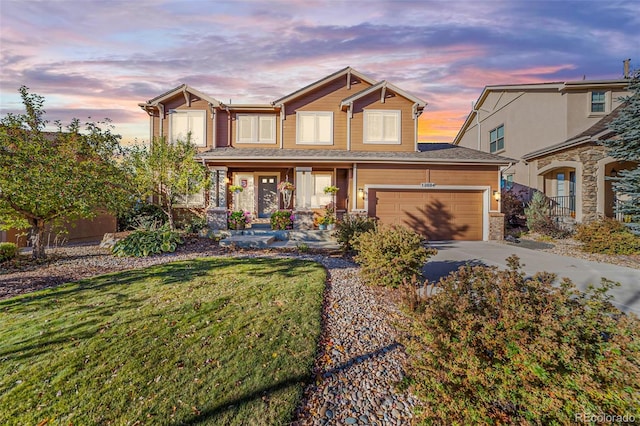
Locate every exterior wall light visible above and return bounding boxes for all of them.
[493,190,501,201]
[358,188,364,199]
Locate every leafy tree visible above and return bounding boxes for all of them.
[125,136,207,231]
[602,69,640,234]
[0,86,132,259]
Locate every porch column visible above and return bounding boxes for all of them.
[206,167,228,230]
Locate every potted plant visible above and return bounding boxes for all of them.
[323,185,339,195]
[278,181,295,209]
[229,184,243,193]
[270,209,294,230]
[318,215,330,230]
[228,210,251,230]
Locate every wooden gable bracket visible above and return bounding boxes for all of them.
[347,70,351,90]
[380,83,387,104]
[182,88,191,107]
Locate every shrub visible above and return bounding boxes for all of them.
[524,191,570,238]
[334,214,377,252]
[270,210,294,230]
[353,225,436,288]
[112,227,182,257]
[406,256,640,424]
[0,242,18,262]
[117,201,167,231]
[178,215,207,234]
[575,217,640,255]
[501,188,527,228]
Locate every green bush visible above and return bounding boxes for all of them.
[406,256,640,424]
[334,214,377,252]
[0,242,18,262]
[112,227,182,257]
[575,217,640,255]
[524,191,570,238]
[270,210,293,230]
[117,201,167,231]
[353,225,436,288]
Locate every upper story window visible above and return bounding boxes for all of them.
[590,91,606,113]
[237,114,275,144]
[364,110,401,144]
[296,112,333,145]
[489,124,504,153]
[170,109,206,147]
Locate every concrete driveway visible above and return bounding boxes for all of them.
[423,241,640,316]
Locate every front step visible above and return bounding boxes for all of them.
[219,235,276,249]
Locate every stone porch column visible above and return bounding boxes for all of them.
[489,212,505,241]
[206,167,228,230]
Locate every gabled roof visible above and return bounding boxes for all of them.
[272,67,378,105]
[522,104,624,160]
[196,144,513,166]
[339,80,427,111]
[453,78,630,145]
[139,84,222,109]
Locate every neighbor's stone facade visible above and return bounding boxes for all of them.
[536,143,608,224]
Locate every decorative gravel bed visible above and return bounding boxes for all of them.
[517,234,640,270]
[1,239,419,424]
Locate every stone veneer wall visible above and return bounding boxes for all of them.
[536,143,608,224]
[489,212,505,241]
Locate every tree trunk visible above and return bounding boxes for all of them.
[31,219,46,259]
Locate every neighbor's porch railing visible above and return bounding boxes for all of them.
[548,195,576,218]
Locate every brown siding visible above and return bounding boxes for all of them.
[282,78,372,150]
[151,95,214,150]
[356,164,499,210]
[351,91,416,152]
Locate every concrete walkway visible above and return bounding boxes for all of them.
[424,241,640,316]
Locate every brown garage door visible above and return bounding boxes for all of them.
[369,189,484,240]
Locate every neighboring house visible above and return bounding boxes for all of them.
[139,67,512,241]
[454,66,636,225]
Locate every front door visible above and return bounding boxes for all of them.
[258,176,278,218]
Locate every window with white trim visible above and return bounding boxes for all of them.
[489,124,504,153]
[296,112,333,145]
[364,110,401,144]
[236,114,276,144]
[295,169,333,208]
[591,91,606,113]
[170,110,206,146]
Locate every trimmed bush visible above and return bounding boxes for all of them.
[334,214,377,252]
[353,225,436,288]
[270,210,294,230]
[112,227,182,257]
[575,217,640,255]
[0,242,18,262]
[406,256,640,424]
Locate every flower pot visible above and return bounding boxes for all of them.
[318,224,327,230]
[327,223,335,231]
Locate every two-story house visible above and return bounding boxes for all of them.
[454,64,635,225]
[139,67,512,241]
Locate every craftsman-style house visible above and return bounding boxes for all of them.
[139,67,512,240]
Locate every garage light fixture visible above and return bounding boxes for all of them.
[358,188,364,199]
[493,190,501,201]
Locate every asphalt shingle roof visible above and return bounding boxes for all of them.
[196,143,514,165]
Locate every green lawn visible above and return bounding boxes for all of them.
[0,257,326,425]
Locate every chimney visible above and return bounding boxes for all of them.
[623,58,631,79]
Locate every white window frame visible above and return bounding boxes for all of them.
[590,91,607,114]
[295,169,333,209]
[169,109,206,147]
[489,124,505,154]
[363,110,401,144]
[296,111,333,145]
[236,114,276,144]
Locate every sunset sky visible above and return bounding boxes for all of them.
[1,0,639,144]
